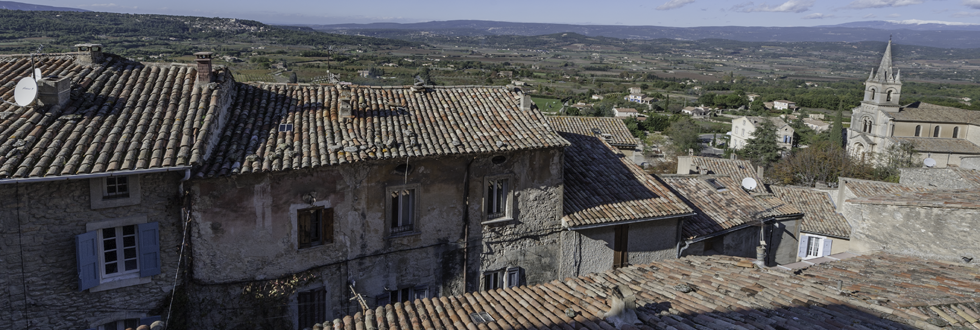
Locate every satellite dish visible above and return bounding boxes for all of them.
[33,68,42,81]
[13,77,38,107]
[741,177,758,191]
[923,158,936,168]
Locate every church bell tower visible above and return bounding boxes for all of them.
[862,38,902,112]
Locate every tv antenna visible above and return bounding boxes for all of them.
[923,157,936,168]
[741,177,758,191]
[1,45,43,107]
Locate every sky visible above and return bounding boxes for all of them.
[27,0,980,26]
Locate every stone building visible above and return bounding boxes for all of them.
[0,46,234,329]
[769,186,851,260]
[183,84,568,328]
[730,116,794,150]
[848,39,980,167]
[546,116,638,158]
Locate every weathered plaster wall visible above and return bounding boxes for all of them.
[186,148,564,327]
[843,202,980,263]
[722,226,760,258]
[0,173,183,330]
[626,219,680,265]
[770,219,801,266]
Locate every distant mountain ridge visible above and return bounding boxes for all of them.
[0,1,87,12]
[306,20,980,49]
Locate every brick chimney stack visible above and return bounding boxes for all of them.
[74,44,104,64]
[194,52,214,83]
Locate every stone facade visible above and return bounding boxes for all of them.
[0,173,184,330]
[558,218,680,278]
[184,148,564,328]
[842,201,979,263]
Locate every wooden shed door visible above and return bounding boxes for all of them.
[613,225,629,268]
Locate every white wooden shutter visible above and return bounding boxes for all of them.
[821,238,833,257]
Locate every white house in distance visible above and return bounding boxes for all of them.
[747,94,760,102]
[730,116,795,150]
[613,107,639,118]
[773,100,796,111]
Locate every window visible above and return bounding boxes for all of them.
[76,221,160,291]
[914,125,921,137]
[934,126,940,138]
[485,177,511,221]
[613,225,629,268]
[886,90,893,102]
[953,127,959,139]
[798,234,832,259]
[103,176,130,199]
[298,207,333,249]
[387,185,418,235]
[890,124,895,136]
[505,267,524,288]
[483,270,503,291]
[377,286,428,306]
[90,175,141,209]
[297,288,326,329]
[870,88,876,100]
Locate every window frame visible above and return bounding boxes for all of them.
[103,176,131,199]
[933,126,941,138]
[77,215,161,292]
[482,174,515,224]
[386,184,421,237]
[953,126,959,139]
[98,225,141,281]
[297,288,327,330]
[90,175,142,209]
[297,206,334,249]
[376,285,430,306]
[483,270,504,291]
[914,125,921,137]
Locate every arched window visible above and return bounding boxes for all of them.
[886,90,893,102]
[953,126,959,138]
[934,126,940,137]
[870,88,876,100]
[915,125,921,137]
[890,124,895,136]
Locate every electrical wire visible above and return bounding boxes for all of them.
[164,197,191,330]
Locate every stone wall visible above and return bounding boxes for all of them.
[900,168,978,190]
[185,148,564,328]
[557,219,680,278]
[0,173,184,330]
[843,201,980,263]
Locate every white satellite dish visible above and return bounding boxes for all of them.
[923,158,936,168]
[741,177,758,191]
[13,77,38,107]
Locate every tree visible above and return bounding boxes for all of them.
[872,141,916,182]
[739,117,782,168]
[770,141,873,187]
[288,72,298,83]
[829,100,844,148]
[622,117,644,138]
[667,119,702,156]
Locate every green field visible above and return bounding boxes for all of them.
[532,96,562,114]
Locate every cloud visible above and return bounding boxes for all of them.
[844,0,924,9]
[863,13,877,18]
[657,0,695,10]
[952,10,980,17]
[887,19,980,25]
[965,0,980,9]
[734,0,814,13]
[803,13,834,19]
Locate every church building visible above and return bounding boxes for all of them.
[848,39,980,167]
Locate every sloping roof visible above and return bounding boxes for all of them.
[742,116,790,129]
[888,101,980,125]
[892,137,980,154]
[323,253,979,330]
[614,107,637,113]
[803,117,829,128]
[841,178,933,199]
[953,167,980,188]
[547,116,636,148]
[559,132,691,229]
[848,189,980,209]
[662,176,802,240]
[198,84,568,177]
[0,54,221,179]
[687,156,759,181]
[770,186,850,239]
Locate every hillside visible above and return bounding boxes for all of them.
[0,0,86,12]
[308,20,980,49]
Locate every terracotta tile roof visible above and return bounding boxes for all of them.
[770,186,850,239]
[953,168,980,188]
[198,84,569,177]
[662,176,802,240]
[892,137,980,154]
[0,54,220,179]
[888,101,980,125]
[687,156,759,181]
[848,189,980,209]
[325,253,979,330]
[546,116,636,148]
[559,132,691,229]
[841,178,933,199]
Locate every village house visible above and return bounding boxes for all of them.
[611,107,638,118]
[772,100,796,111]
[769,186,851,263]
[681,106,708,118]
[848,39,980,167]
[0,46,233,330]
[746,93,760,102]
[803,117,830,132]
[730,116,795,150]
[547,116,638,158]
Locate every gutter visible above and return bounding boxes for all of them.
[0,166,193,185]
[564,212,696,231]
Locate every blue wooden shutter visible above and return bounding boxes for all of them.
[138,222,162,277]
[76,231,100,291]
[821,238,833,257]
[797,235,809,258]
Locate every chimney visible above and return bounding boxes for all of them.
[520,94,532,111]
[756,166,764,180]
[603,285,639,329]
[37,76,71,108]
[194,52,214,83]
[74,44,104,64]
